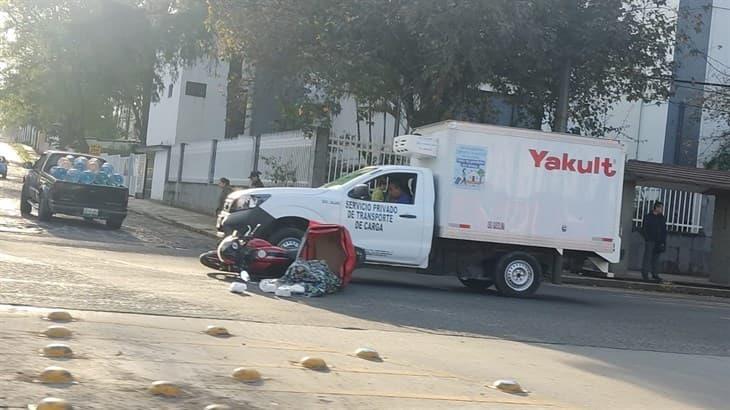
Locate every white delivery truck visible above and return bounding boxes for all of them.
[218,121,626,297]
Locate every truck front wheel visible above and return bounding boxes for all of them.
[269,227,305,251]
[494,252,542,298]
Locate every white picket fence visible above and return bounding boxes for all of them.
[633,186,703,234]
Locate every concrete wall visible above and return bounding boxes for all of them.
[163,181,225,215]
[628,231,712,276]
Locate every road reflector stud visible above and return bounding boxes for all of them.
[231,368,261,383]
[205,406,230,410]
[46,311,72,322]
[300,356,328,370]
[355,347,381,361]
[34,397,73,410]
[42,344,73,358]
[43,326,72,339]
[38,366,74,384]
[488,379,528,394]
[205,325,230,337]
[149,381,182,397]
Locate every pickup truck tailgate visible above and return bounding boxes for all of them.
[52,182,128,210]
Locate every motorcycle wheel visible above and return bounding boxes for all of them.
[199,251,236,272]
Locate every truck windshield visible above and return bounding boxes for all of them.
[321,166,379,188]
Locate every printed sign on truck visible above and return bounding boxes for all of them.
[453,145,486,190]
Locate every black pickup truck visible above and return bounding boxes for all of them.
[20,151,128,229]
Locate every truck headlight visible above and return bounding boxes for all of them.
[231,194,270,211]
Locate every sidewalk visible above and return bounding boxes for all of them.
[127,198,218,238]
[563,270,730,298]
[128,198,730,298]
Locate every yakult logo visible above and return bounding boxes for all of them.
[529,149,616,177]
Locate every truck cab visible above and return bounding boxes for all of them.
[218,165,435,269]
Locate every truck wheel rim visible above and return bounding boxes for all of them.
[278,238,301,250]
[505,260,534,292]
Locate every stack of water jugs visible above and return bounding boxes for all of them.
[49,155,125,187]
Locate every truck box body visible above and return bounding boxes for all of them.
[397,121,626,263]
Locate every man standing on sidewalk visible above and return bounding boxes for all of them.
[216,177,233,216]
[641,201,667,282]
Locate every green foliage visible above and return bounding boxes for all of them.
[0,0,212,149]
[208,0,675,135]
[261,155,297,186]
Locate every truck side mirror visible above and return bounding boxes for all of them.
[348,184,370,200]
[23,161,33,169]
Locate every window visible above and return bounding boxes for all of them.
[167,83,174,98]
[185,81,207,98]
[349,172,417,205]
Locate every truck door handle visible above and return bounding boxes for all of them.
[399,214,417,219]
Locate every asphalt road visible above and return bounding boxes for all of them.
[1,143,729,408]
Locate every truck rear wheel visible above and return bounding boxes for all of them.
[494,252,542,298]
[106,217,124,230]
[269,227,305,251]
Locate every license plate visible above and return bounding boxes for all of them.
[82,208,99,218]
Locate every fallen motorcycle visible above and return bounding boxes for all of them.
[199,225,295,279]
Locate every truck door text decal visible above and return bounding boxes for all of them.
[345,200,398,231]
[529,149,616,177]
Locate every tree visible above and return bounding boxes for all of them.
[207,0,675,137]
[0,0,212,149]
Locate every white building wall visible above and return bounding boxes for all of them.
[331,97,409,144]
[175,59,228,144]
[146,70,182,146]
[698,0,730,166]
[603,100,669,162]
[150,149,168,200]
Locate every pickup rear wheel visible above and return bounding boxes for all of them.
[494,252,542,298]
[106,217,124,230]
[37,193,52,221]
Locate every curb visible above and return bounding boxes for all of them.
[563,276,730,299]
[127,207,218,239]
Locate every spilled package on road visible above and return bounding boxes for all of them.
[262,222,357,297]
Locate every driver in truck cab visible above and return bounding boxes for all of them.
[387,179,412,204]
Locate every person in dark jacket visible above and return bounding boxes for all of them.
[249,171,264,188]
[641,201,667,282]
[216,177,233,216]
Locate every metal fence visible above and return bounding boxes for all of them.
[168,130,314,187]
[326,134,408,182]
[102,153,146,196]
[633,186,703,234]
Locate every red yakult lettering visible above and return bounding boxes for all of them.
[529,149,616,177]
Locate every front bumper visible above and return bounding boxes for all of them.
[216,207,275,237]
